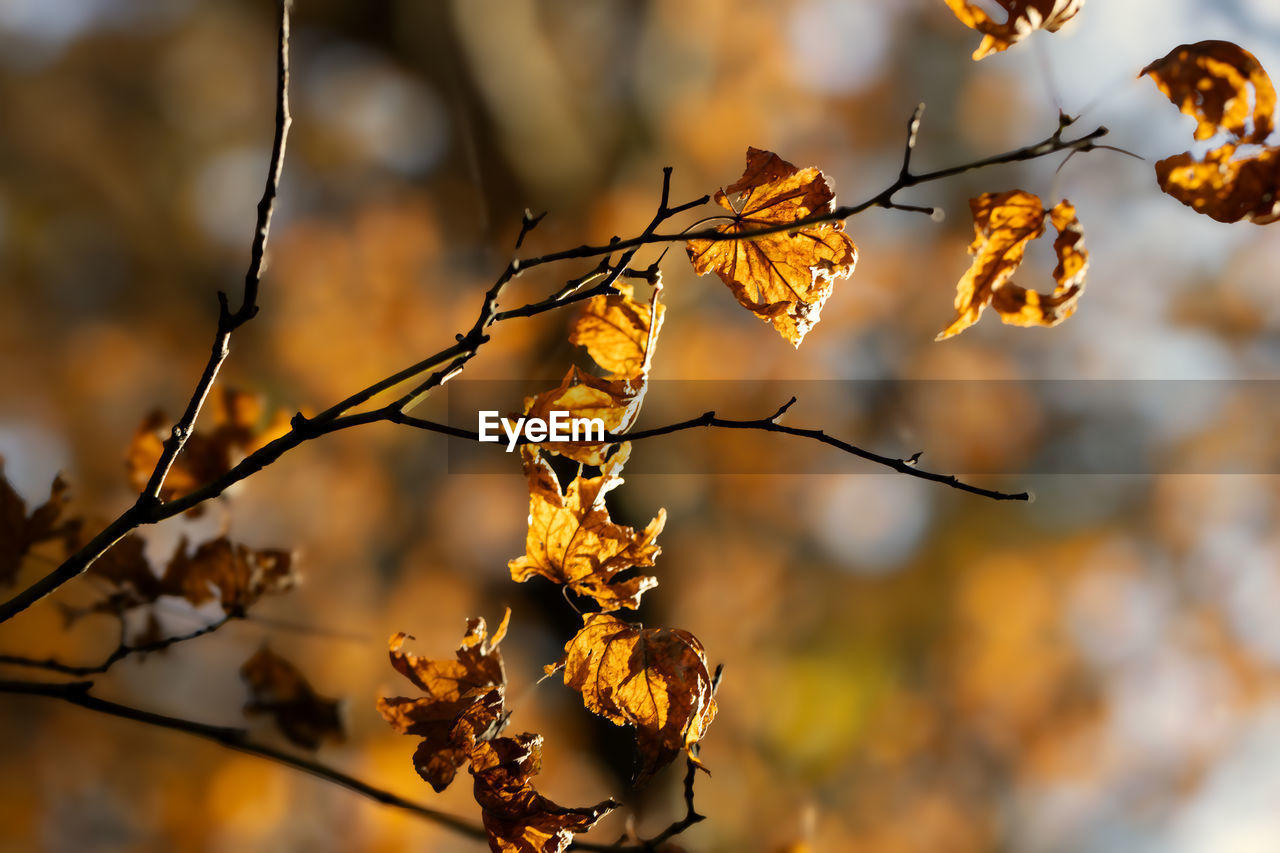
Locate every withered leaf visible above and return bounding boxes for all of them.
[569,281,665,381]
[686,147,857,347]
[471,733,616,853]
[1141,40,1275,144]
[162,536,296,615]
[937,191,1088,340]
[522,367,644,467]
[944,0,1085,61]
[0,460,78,587]
[378,611,511,792]
[240,647,344,750]
[509,450,663,612]
[555,614,717,783]
[1154,144,1280,225]
[126,388,291,507]
[81,534,295,617]
[1142,42,1280,225]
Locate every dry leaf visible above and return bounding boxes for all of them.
[944,0,1085,61]
[126,388,291,506]
[470,733,616,853]
[82,534,295,616]
[241,647,344,750]
[0,460,78,586]
[555,614,717,783]
[937,191,1088,340]
[569,280,665,381]
[162,536,296,614]
[686,147,856,347]
[1142,41,1280,224]
[1141,40,1275,144]
[509,450,663,612]
[1154,144,1280,225]
[521,367,645,467]
[378,611,511,791]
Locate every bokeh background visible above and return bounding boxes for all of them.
[3,1,1280,851]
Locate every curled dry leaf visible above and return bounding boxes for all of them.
[240,647,344,750]
[0,459,78,587]
[937,191,1088,340]
[81,533,295,617]
[569,280,665,381]
[944,0,1085,61]
[554,613,717,783]
[509,450,663,612]
[1142,41,1280,224]
[1141,40,1275,144]
[126,388,291,507]
[377,610,510,791]
[687,147,856,347]
[522,367,646,467]
[470,733,617,853]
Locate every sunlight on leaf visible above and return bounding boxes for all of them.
[687,147,857,347]
[944,0,1085,61]
[554,613,717,783]
[937,191,1088,340]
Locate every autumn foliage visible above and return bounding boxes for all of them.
[3,3,1280,853]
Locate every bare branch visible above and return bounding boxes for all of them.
[390,406,1030,502]
[0,678,489,842]
[0,615,233,677]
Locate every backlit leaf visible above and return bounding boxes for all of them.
[1141,40,1275,143]
[378,611,511,791]
[470,733,616,853]
[522,367,644,467]
[1153,145,1280,225]
[1142,41,1280,224]
[944,0,1085,61]
[555,613,717,783]
[569,280,665,381]
[686,147,856,347]
[240,647,344,750]
[937,191,1088,340]
[509,450,663,612]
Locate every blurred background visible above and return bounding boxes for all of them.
[2,0,1280,850]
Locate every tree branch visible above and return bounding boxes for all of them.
[0,0,293,626]
[0,615,233,677]
[390,405,1029,502]
[0,678,489,843]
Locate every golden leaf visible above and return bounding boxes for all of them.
[522,367,644,467]
[161,536,296,614]
[937,191,1088,340]
[944,0,1085,61]
[1154,144,1280,225]
[240,647,344,750]
[556,613,717,783]
[569,280,665,381]
[1141,41,1280,225]
[686,147,857,347]
[509,450,663,612]
[378,612,511,792]
[1141,40,1275,143]
[470,733,616,853]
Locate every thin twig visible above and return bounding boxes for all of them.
[0,615,232,676]
[0,1,293,626]
[390,407,1029,502]
[0,679,488,842]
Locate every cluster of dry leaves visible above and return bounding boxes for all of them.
[381,270,719,851]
